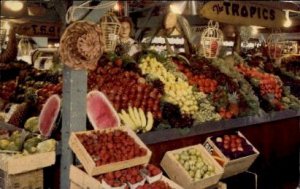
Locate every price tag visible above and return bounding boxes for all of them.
[204,141,214,154]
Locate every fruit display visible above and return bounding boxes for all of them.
[38,94,61,137]
[173,56,251,119]
[138,54,220,124]
[279,55,300,79]
[0,80,17,101]
[173,148,216,181]
[0,129,56,154]
[88,61,162,119]
[211,133,256,160]
[212,57,262,116]
[119,107,153,133]
[86,90,120,129]
[76,129,148,166]
[233,57,300,111]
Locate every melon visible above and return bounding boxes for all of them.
[38,94,61,137]
[87,90,120,129]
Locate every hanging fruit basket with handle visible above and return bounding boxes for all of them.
[201,20,223,59]
[267,29,284,60]
[99,11,121,52]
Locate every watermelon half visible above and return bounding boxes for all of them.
[38,94,61,137]
[87,90,120,129]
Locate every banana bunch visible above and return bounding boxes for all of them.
[118,107,154,133]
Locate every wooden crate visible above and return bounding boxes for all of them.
[160,144,224,189]
[203,131,259,179]
[69,165,183,189]
[69,127,152,176]
[0,169,43,189]
[0,151,55,175]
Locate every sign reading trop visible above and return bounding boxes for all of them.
[200,1,286,28]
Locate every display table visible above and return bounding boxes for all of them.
[138,110,300,189]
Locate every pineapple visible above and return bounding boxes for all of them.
[228,92,240,116]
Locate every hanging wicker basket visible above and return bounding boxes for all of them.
[59,21,104,71]
[0,21,7,49]
[267,31,284,59]
[201,21,223,59]
[99,11,121,52]
[18,36,33,56]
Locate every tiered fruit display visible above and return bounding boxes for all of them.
[280,55,300,79]
[235,63,285,110]
[76,130,148,166]
[138,54,220,124]
[173,57,249,119]
[119,107,154,133]
[211,133,255,160]
[88,62,162,119]
[0,80,17,101]
[94,164,172,189]
[174,148,216,181]
[214,57,263,115]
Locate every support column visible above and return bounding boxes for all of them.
[60,66,87,189]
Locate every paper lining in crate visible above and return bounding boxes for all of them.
[0,168,43,189]
[0,151,55,175]
[203,131,259,179]
[69,165,183,189]
[160,144,223,189]
[69,127,152,176]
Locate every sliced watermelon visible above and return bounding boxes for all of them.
[87,90,120,129]
[38,94,61,137]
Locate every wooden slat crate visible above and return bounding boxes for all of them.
[0,151,56,175]
[0,169,43,189]
[69,165,183,189]
[203,131,259,179]
[160,144,224,189]
[69,127,152,176]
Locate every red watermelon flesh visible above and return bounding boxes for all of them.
[87,90,120,129]
[39,94,61,137]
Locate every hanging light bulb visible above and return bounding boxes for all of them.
[170,1,187,15]
[4,1,24,12]
[251,26,259,35]
[283,10,292,28]
[113,2,120,11]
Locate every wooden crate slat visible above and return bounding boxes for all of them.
[0,151,55,175]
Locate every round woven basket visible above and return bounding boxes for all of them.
[59,21,104,70]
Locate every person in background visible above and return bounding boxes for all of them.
[117,17,140,56]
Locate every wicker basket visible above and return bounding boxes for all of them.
[201,21,223,59]
[0,21,7,49]
[59,21,104,71]
[267,32,284,60]
[99,11,121,52]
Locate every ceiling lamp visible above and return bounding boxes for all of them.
[170,1,187,15]
[4,1,24,12]
[283,10,292,28]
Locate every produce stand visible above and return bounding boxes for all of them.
[1,1,300,189]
